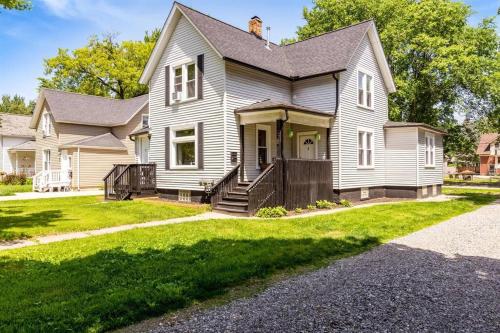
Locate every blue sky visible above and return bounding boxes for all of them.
[0,0,498,101]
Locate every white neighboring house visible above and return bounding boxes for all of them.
[0,113,36,177]
[119,2,446,214]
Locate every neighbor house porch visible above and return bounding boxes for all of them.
[211,100,335,215]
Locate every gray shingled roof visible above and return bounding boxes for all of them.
[60,132,127,150]
[235,99,332,117]
[177,3,372,79]
[384,121,447,135]
[8,140,36,151]
[42,89,148,127]
[0,113,35,138]
[130,127,150,137]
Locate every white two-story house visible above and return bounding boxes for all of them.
[135,2,445,214]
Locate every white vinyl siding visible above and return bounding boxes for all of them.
[148,15,225,191]
[418,129,444,186]
[384,127,418,186]
[225,62,292,180]
[339,35,388,189]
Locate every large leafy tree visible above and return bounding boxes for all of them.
[0,95,35,115]
[0,0,30,11]
[287,0,499,130]
[39,30,160,99]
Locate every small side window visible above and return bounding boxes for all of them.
[357,70,374,109]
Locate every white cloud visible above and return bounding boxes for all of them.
[40,0,131,24]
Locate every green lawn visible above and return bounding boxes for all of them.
[0,190,497,332]
[0,184,32,196]
[444,177,500,186]
[0,196,207,241]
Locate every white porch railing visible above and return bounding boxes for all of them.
[33,170,72,192]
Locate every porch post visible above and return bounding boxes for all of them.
[276,119,284,159]
[326,127,331,160]
[239,124,244,182]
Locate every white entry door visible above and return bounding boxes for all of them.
[136,136,150,164]
[60,150,71,181]
[298,133,317,159]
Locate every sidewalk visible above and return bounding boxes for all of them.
[0,194,455,251]
[0,189,103,202]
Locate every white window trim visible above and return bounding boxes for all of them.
[357,68,374,110]
[169,59,197,104]
[255,124,271,169]
[170,123,198,170]
[296,131,319,159]
[142,114,150,128]
[42,112,51,137]
[425,132,436,168]
[42,149,51,172]
[357,127,375,169]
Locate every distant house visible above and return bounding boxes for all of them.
[126,2,446,214]
[476,133,500,175]
[29,89,149,191]
[0,113,36,176]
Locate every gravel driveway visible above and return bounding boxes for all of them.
[145,201,500,332]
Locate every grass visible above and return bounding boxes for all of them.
[444,177,500,186]
[0,196,207,241]
[0,184,32,196]
[0,190,497,332]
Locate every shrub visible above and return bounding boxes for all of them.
[316,200,336,209]
[294,207,303,214]
[340,199,352,207]
[2,173,27,185]
[255,206,288,218]
[306,204,316,210]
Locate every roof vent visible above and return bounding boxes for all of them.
[265,26,271,49]
[249,16,262,38]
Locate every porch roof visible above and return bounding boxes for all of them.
[235,99,333,128]
[384,121,447,135]
[129,126,150,137]
[8,140,36,152]
[60,133,127,151]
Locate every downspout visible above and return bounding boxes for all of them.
[281,109,289,206]
[77,147,80,191]
[333,73,339,115]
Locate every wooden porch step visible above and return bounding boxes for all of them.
[238,181,251,187]
[231,186,249,193]
[226,192,248,199]
[213,206,249,215]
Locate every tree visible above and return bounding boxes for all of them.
[0,94,35,115]
[0,0,30,10]
[289,0,499,129]
[39,30,160,99]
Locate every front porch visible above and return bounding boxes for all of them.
[211,100,334,215]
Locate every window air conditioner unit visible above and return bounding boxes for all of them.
[172,91,181,101]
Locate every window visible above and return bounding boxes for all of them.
[357,70,374,109]
[42,149,51,171]
[425,132,435,167]
[256,124,271,169]
[42,112,51,136]
[170,124,197,169]
[171,61,197,102]
[357,128,374,168]
[142,114,149,128]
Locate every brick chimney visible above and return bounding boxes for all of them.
[248,16,262,38]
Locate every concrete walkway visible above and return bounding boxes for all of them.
[142,200,500,333]
[0,189,103,202]
[0,195,455,251]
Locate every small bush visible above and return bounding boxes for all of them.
[294,207,303,214]
[2,173,27,185]
[316,200,336,209]
[256,206,288,218]
[306,204,316,210]
[340,199,352,207]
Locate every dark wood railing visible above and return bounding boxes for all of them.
[247,158,284,215]
[104,164,156,200]
[210,164,240,207]
[283,159,333,209]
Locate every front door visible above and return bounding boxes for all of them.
[60,150,71,181]
[136,136,150,164]
[298,133,317,159]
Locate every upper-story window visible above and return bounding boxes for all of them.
[358,127,374,168]
[425,132,435,167]
[171,61,197,103]
[42,112,51,137]
[142,114,149,128]
[357,70,373,109]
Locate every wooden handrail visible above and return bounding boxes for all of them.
[210,163,240,192]
[102,164,126,181]
[247,161,276,193]
[113,165,131,185]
